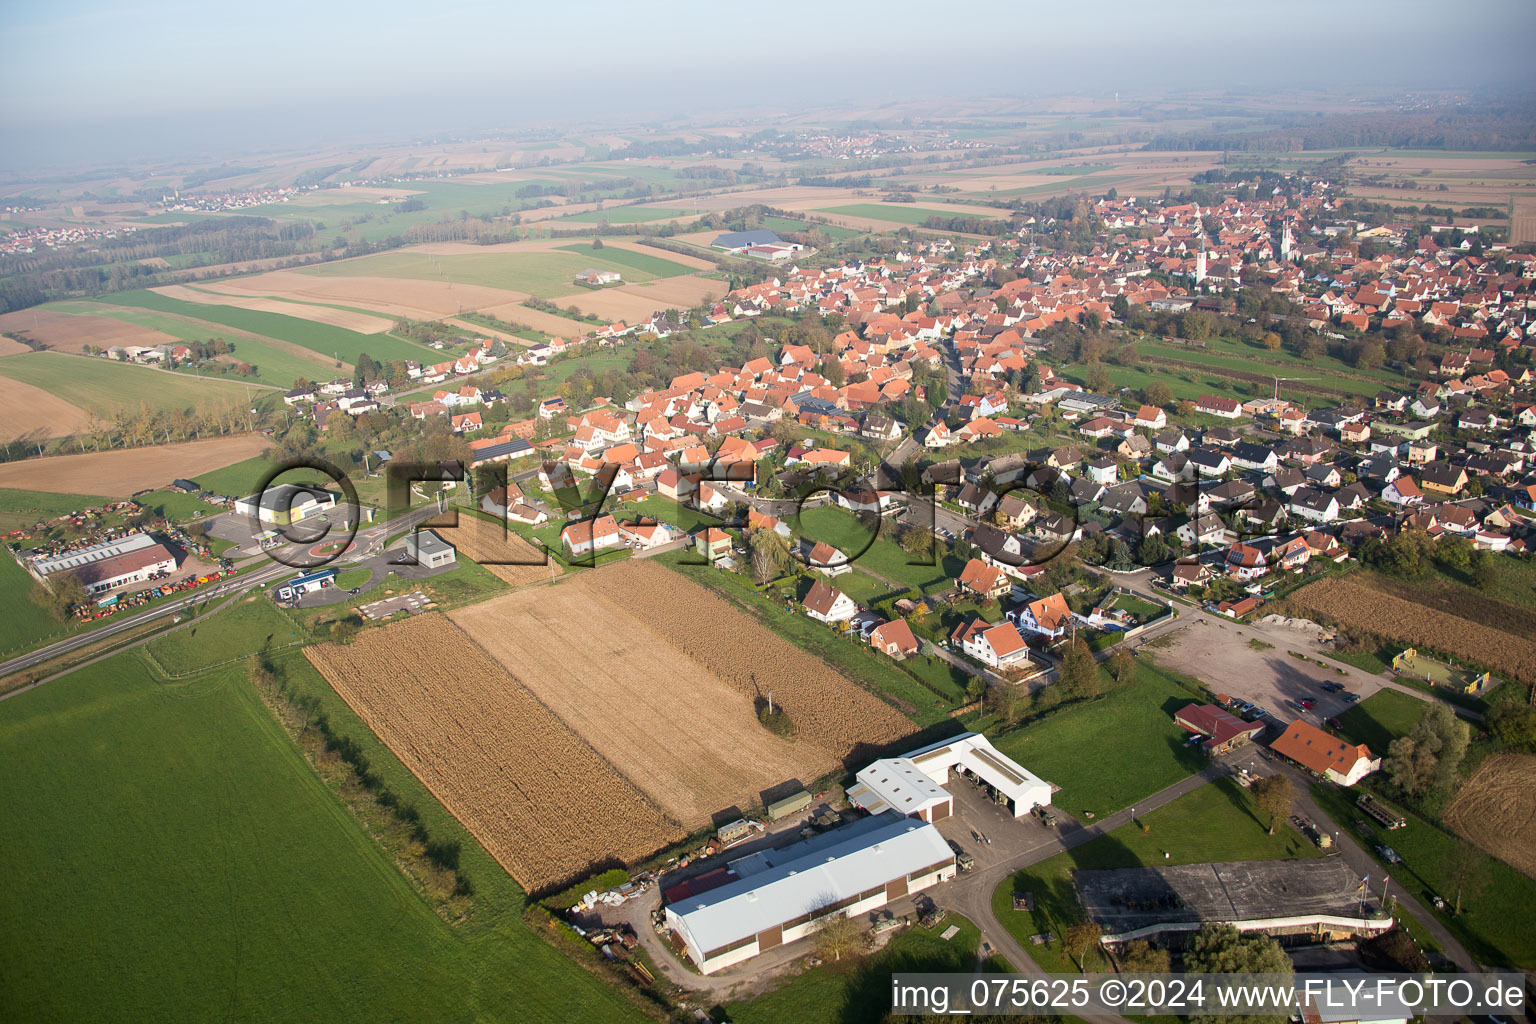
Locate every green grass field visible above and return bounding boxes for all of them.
[133,489,223,522]
[557,206,693,224]
[554,242,698,277]
[79,290,433,366]
[299,248,690,298]
[993,779,1324,973]
[729,913,997,1024]
[1336,690,1427,754]
[187,455,290,497]
[0,487,114,533]
[52,304,342,387]
[822,203,1004,226]
[0,350,254,418]
[991,663,1204,818]
[760,216,862,241]
[143,597,304,676]
[0,651,650,1023]
[796,506,963,594]
[1311,783,1536,969]
[0,552,68,655]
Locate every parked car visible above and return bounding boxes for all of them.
[1342,692,1361,704]
[1299,698,1317,709]
[1377,845,1402,864]
[1321,682,1345,693]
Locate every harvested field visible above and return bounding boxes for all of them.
[0,308,178,353]
[0,433,271,495]
[1445,754,1536,879]
[602,237,718,272]
[549,280,722,322]
[0,336,34,357]
[152,285,395,334]
[450,582,836,827]
[1290,577,1536,684]
[0,378,91,440]
[304,613,684,892]
[429,513,560,587]
[1356,571,1536,640]
[475,302,601,336]
[207,269,530,322]
[1514,195,1536,246]
[585,560,916,754]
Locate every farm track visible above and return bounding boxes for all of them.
[303,613,684,893]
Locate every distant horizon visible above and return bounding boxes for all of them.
[3,0,1534,170]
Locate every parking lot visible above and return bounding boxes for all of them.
[1145,614,1385,728]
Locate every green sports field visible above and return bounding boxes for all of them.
[298,249,692,298]
[0,350,254,418]
[0,650,651,1023]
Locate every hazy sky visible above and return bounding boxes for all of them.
[2,0,1532,167]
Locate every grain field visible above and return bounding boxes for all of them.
[304,613,684,893]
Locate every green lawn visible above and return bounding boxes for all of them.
[134,489,222,522]
[796,505,962,594]
[729,913,997,1024]
[143,597,304,676]
[188,455,290,497]
[623,493,726,534]
[0,552,68,656]
[0,651,650,1024]
[1312,783,1536,969]
[821,203,1005,226]
[0,351,254,419]
[298,249,686,298]
[991,663,1205,818]
[1335,690,1426,755]
[828,568,902,605]
[79,290,433,366]
[993,779,1324,973]
[557,206,693,224]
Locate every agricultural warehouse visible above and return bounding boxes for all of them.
[1075,859,1392,945]
[1174,703,1265,756]
[852,731,1052,818]
[26,532,178,595]
[404,529,456,569]
[234,483,337,526]
[1270,720,1380,786]
[664,811,955,974]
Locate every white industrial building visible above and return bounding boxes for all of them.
[27,532,178,595]
[664,812,955,975]
[404,529,457,569]
[849,732,1053,820]
[234,484,337,526]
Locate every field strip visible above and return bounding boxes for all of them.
[0,433,271,495]
[441,317,536,347]
[155,284,395,334]
[72,303,352,372]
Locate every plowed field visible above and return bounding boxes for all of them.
[430,512,560,587]
[449,582,838,827]
[304,613,683,892]
[1445,754,1536,879]
[1291,577,1536,684]
[577,560,916,755]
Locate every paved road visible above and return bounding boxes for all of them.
[0,504,443,688]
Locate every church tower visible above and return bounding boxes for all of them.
[1281,221,1294,262]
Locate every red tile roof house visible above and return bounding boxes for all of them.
[869,619,920,660]
[1175,703,1264,755]
[952,618,1032,669]
[803,579,857,624]
[806,541,851,577]
[957,558,1011,600]
[1270,720,1380,786]
[560,514,623,558]
[1195,395,1243,419]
